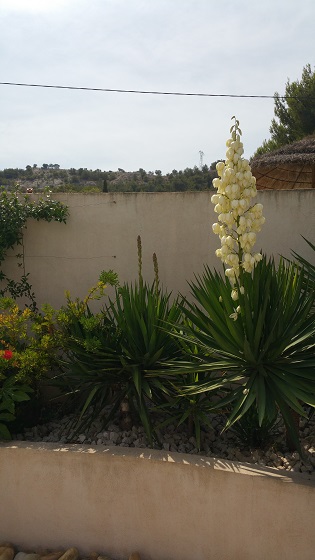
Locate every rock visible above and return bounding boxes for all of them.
[121,436,133,444]
[97,556,114,560]
[129,554,141,560]
[33,549,49,557]
[58,549,79,560]
[234,450,250,462]
[162,442,170,451]
[0,547,15,560]
[15,554,40,560]
[40,552,64,560]
[77,434,86,443]
[291,462,302,472]
[109,432,119,443]
[107,424,119,432]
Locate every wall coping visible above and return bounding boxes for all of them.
[2,440,314,487]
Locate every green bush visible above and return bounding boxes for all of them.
[172,257,315,453]
[57,240,183,444]
[0,297,64,437]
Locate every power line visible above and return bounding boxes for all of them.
[0,80,306,100]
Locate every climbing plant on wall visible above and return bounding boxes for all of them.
[0,189,69,309]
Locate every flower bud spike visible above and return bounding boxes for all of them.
[211,117,265,299]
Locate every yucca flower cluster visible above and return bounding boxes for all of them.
[211,117,265,285]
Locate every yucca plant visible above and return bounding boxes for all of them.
[291,238,315,313]
[229,404,281,449]
[172,256,315,454]
[291,237,315,285]
[155,376,215,451]
[59,238,183,444]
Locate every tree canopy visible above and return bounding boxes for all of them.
[254,64,315,156]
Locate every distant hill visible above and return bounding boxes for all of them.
[0,164,217,193]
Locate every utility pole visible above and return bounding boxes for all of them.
[199,150,204,170]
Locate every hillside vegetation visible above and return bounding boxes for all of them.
[0,164,217,193]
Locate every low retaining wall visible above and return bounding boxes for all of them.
[0,442,314,560]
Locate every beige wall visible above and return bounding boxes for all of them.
[2,191,315,309]
[0,442,314,560]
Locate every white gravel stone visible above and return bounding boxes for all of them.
[13,406,315,475]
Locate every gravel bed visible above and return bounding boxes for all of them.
[13,406,315,479]
[0,544,140,560]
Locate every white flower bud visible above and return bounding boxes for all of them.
[216,161,225,175]
[231,289,238,301]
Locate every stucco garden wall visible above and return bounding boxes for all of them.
[0,442,315,560]
[2,190,315,309]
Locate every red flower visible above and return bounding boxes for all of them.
[3,350,13,360]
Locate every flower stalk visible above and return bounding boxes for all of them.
[212,117,265,287]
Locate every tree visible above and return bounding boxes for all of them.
[254,64,315,156]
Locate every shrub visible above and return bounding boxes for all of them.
[0,297,64,437]
[56,239,183,445]
[175,257,315,454]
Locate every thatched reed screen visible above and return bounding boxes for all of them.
[251,136,315,190]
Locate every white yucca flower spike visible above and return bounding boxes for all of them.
[211,116,265,286]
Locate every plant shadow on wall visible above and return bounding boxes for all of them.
[0,187,69,311]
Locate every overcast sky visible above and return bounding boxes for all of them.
[0,0,314,173]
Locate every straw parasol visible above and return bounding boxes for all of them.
[250,136,315,190]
